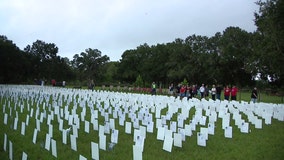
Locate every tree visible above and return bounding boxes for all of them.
[139,43,169,85]
[24,40,58,61]
[24,40,59,80]
[204,32,223,84]
[102,61,119,84]
[71,48,109,83]
[50,56,76,82]
[218,27,254,86]
[0,35,30,83]
[118,44,151,84]
[184,35,218,84]
[254,0,284,86]
[166,38,192,83]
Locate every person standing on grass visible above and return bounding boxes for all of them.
[211,84,216,101]
[231,85,238,101]
[151,82,156,95]
[205,85,210,98]
[251,87,258,103]
[187,84,193,100]
[224,85,231,100]
[199,84,205,99]
[216,84,222,100]
[90,79,94,91]
[192,85,197,98]
[51,79,56,86]
[168,83,174,95]
[179,84,186,99]
[175,84,181,98]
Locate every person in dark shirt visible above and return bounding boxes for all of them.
[251,87,258,103]
[231,86,238,101]
[216,85,222,100]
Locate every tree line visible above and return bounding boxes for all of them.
[0,0,283,90]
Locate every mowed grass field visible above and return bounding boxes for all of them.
[0,85,284,160]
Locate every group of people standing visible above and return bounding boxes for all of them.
[223,85,238,101]
[169,83,258,103]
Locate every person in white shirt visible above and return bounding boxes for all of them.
[199,84,205,98]
[211,84,216,100]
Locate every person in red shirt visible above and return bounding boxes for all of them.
[224,85,231,100]
[51,79,56,86]
[180,85,186,99]
[231,85,238,101]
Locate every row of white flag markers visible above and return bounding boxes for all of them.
[1,85,284,160]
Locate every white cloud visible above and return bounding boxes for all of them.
[0,0,258,61]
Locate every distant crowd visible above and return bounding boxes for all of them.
[34,79,66,87]
[165,83,258,103]
[34,79,258,103]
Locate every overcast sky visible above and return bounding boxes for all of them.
[0,0,259,61]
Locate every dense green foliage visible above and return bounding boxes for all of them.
[0,0,283,89]
[71,48,110,83]
[118,28,256,87]
[254,0,284,86]
[0,37,76,84]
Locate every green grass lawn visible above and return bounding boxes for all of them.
[0,85,283,160]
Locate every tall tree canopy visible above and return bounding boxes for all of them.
[0,36,30,83]
[254,0,284,85]
[24,40,58,61]
[217,27,254,86]
[23,40,74,82]
[117,28,255,87]
[72,48,110,83]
